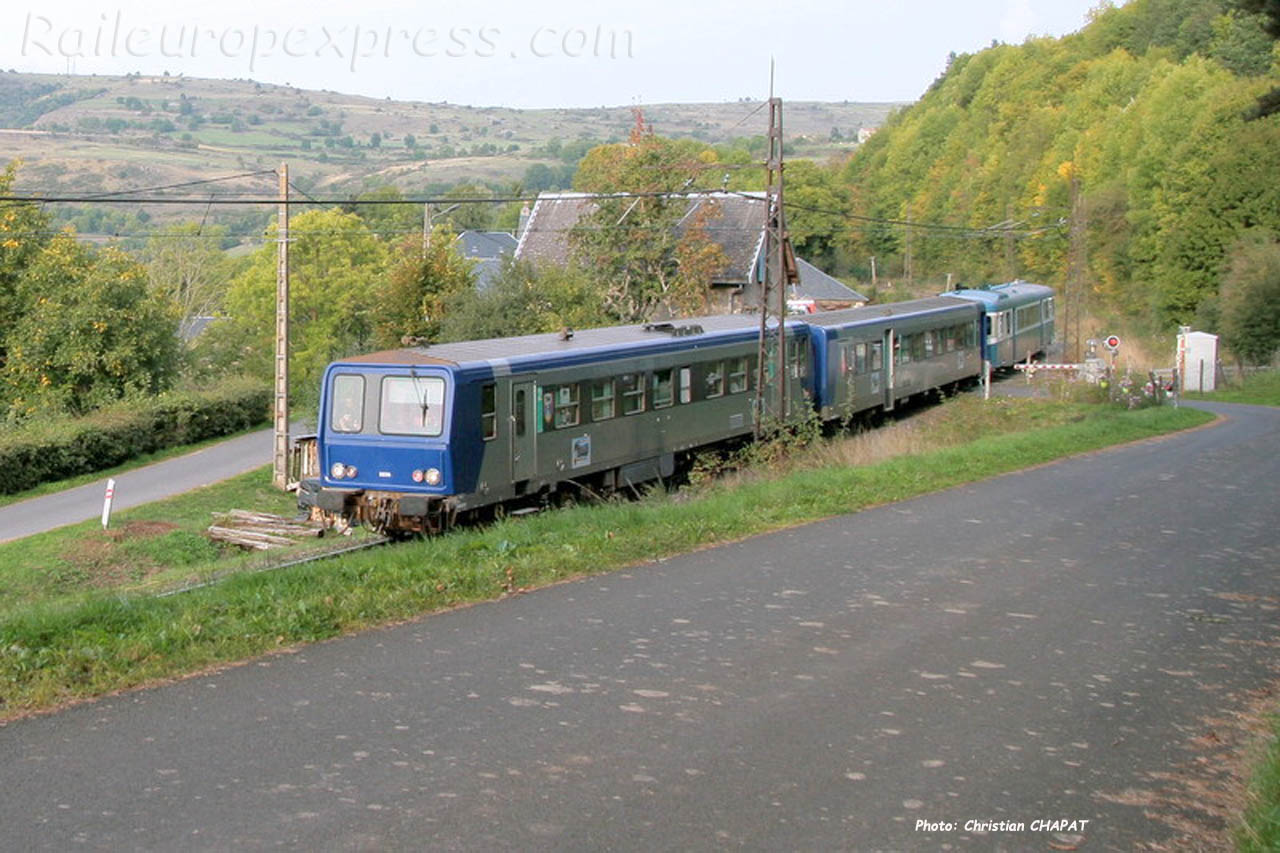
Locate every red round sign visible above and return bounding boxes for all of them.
[1105,335,1121,349]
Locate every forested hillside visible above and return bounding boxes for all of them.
[843,0,1278,352]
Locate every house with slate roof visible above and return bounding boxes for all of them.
[514,191,866,315]
[456,230,518,291]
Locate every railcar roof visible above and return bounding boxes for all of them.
[338,313,786,368]
[804,295,977,328]
[948,281,1054,305]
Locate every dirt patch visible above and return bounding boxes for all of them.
[103,520,179,541]
[62,521,180,588]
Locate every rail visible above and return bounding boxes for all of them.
[153,534,390,598]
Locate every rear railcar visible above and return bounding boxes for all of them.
[807,296,983,420]
[949,281,1056,369]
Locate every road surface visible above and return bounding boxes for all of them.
[1,401,1276,850]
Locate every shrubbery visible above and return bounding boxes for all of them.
[0,378,270,495]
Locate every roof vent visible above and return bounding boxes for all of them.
[643,322,705,337]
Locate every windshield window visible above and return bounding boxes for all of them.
[330,374,365,433]
[380,375,446,436]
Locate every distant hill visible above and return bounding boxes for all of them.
[0,71,899,210]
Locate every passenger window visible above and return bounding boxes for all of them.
[553,385,580,429]
[621,373,645,415]
[855,342,868,375]
[788,338,807,379]
[481,383,497,440]
[652,369,674,409]
[590,379,616,421]
[728,357,749,394]
[514,388,527,437]
[870,341,883,371]
[704,362,724,399]
[679,367,692,404]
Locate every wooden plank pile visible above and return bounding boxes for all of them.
[207,510,326,550]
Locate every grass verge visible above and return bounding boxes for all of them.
[1237,715,1280,851]
[0,399,1212,721]
[1186,369,1279,406]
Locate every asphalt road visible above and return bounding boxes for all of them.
[0,425,303,543]
[2,401,1276,850]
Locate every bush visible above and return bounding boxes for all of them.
[0,378,270,495]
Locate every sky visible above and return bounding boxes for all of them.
[8,0,1104,108]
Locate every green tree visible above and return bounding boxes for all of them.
[143,222,233,342]
[3,234,180,418]
[1233,0,1280,115]
[783,159,850,269]
[207,209,389,407]
[349,185,420,237]
[436,184,498,233]
[1218,230,1280,363]
[440,257,609,342]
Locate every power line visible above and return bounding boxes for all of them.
[2,185,1067,240]
[71,170,278,200]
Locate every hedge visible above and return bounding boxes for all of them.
[0,378,272,495]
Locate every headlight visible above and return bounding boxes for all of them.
[424,467,442,486]
[330,462,346,479]
[411,469,424,483]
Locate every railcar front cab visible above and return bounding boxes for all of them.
[300,362,458,536]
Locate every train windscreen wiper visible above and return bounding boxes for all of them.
[409,367,430,427]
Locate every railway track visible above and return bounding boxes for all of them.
[154,534,392,598]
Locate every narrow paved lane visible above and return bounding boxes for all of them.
[1,402,1275,850]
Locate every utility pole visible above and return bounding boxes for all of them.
[422,202,432,259]
[272,162,290,490]
[1065,169,1087,362]
[1003,202,1017,280]
[903,213,914,288]
[754,96,796,437]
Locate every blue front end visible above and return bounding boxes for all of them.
[308,362,462,533]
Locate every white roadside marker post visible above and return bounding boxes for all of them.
[102,478,116,531]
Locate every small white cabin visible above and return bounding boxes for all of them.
[1177,330,1218,392]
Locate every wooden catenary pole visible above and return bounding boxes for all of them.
[272,163,290,490]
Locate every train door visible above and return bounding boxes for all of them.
[883,328,896,411]
[510,379,536,482]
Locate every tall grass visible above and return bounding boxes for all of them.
[1237,716,1280,851]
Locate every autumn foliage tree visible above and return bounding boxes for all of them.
[373,226,475,348]
[0,161,52,374]
[570,129,728,322]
